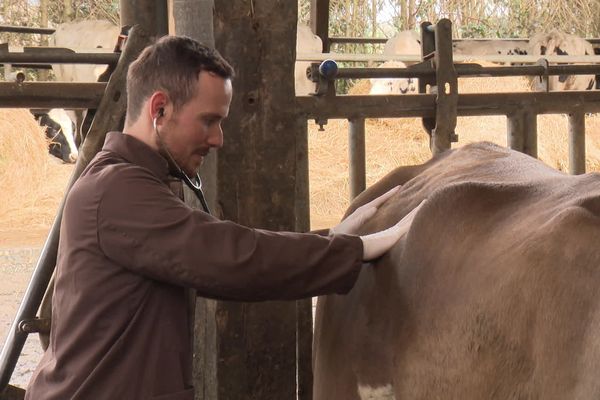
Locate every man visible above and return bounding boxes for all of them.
[26,36,424,399]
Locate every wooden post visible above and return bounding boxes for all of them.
[212,2,305,399]
[568,111,586,175]
[170,1,219,399]
[310,0,330,52]
[507,111,537,157]
[295,118,312,400]
[348,118,366,199]
[431,19,458,155]
[120,0,169,38]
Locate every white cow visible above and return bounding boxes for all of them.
[369,60,417,95]
[453,40,529,57]
[295,24,323,95]
[50,19,121,146]
[383,30,421,65]
[368,31,421,95]
[528,30,596,91]
[51,19,120,82]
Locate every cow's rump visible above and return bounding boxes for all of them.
[314,142,600,400]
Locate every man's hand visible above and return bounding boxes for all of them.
[330,185,401,236]
[360,199,426,261]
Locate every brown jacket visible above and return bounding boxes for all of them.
[25,132,363,399]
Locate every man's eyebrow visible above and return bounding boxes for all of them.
[200,112,225,119]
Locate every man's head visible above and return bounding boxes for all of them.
[125,36,235,176]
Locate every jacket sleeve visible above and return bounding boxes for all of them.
[96,164,363,301]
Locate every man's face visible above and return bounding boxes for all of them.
[159,71,232,176]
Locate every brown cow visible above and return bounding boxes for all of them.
[314,142,600,400]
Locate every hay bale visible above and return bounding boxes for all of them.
[0,109,73,240]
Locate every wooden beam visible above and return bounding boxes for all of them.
[296,91,600,119]
[310,0,330,52]
[214,1,305,398]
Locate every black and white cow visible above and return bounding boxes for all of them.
[32,109,78,163]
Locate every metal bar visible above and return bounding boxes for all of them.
[330,63,600,80]
[568,111,586,174]
[431,19,458,154]
[328,37,388,44]
[419,21,436,139]
[348,118,366,199]
[0,52,119,65]
[326,37,600,45]
[296,52,600,63]
[295,119,312,400]
[0,25,55,34]
[507,111,537,157]
[0,82,105,109]
[310,0,330,52]
[507,112,525,153]
[9,64,52,70]
[296,91,600,119]
[524,112,538,158]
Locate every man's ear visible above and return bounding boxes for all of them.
[149,91,169,120]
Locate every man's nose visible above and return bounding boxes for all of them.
[208,127,224,148]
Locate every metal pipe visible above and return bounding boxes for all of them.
[296,91,600,119]
[0,25,55,34]
[507,113,525,153]
[0,211,62,390]
[332,63,600,80]
[0,82,105,109]
[328,37,388,44]
[523,112,538,158]
[507,111,537,157]
[0,51,119,65]
[568,111,586,175]
[348,118,366,199]
[296,52,600,64]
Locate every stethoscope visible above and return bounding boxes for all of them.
[153,113,211,214]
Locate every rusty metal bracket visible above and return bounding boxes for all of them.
[17,318,50,335]
[419,22,437,138]
[307,60,339,130]
[536,58,550,92]
[419,20,459,155]
[431,19,459,154]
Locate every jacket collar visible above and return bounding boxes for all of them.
[102,132,170,182]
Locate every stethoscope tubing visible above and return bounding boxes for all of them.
[153,117,211,214]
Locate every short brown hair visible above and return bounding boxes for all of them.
[126,35,234,121]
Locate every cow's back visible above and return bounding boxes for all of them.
[314,142,600,400]
[51,20,120,82]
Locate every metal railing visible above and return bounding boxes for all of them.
[297,19,600,199]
